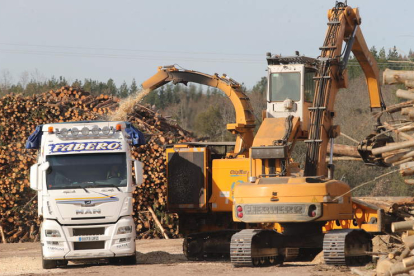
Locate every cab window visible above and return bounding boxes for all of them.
[304,70,316,102]
[269,72,301,102]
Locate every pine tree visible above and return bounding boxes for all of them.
[370,46,378,60]
[143,90,157,106]
[196,84,203,100]
[130,78,138,95]
[119,81,129,98]
[409,49,414,61]
[252,77,267,95]
[211,88,219,96]
[165,84,173,104]
[387,46,399,60]
[173,84,181,104]
[83,79,92,94]
[154,87,166,109]
[106,79,117,96]
[188,84,196,100]
[378,47,386,61]
[72,79,82,88]
[182,85,190,102]
[194,106,223,140]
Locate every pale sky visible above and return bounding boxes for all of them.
[0,0,413,89]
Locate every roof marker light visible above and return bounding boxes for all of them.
[91,126,100,135]
[102,126,110,135]
[81,127,89,136]
[48,127,54,134]
[60,128,68,137]
[71,127,79,137]
[116,124,122,131]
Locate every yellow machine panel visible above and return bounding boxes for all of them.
[232,178,353,223]
[323,198,384,233]
[211,158,250,212]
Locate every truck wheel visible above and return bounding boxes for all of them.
[120,252,136,265]
[42,259,58,269]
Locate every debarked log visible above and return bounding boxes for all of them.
[372,140,414,156]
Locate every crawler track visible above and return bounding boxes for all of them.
[183,230,239,261]
[230,229,284,267]
[323,229,372,266]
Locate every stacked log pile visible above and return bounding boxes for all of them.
[376,219,414,276]
[0,86,192,243]
[364,69,414,275]
[369,69,414,185]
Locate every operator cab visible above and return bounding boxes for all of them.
[266,53,318,132]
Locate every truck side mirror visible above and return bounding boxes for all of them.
[30,162,49,191]
[30,164,40,191]
[134,160,143,187]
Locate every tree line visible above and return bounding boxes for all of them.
[0,73,139,98]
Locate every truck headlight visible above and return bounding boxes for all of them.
[117,226,132,235]
[45,229,61,237]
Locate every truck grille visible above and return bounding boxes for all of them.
[73,227,105,236]
[74,241,105,250]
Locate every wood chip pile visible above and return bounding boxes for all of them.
[0,86,193,243]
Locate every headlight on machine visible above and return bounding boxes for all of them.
[323,195,333,202]
[45,229,61,237]
[117,226,133,235]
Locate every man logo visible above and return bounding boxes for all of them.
[76,209,101,215]
[81,200,95,207]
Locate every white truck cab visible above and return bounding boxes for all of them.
[27,121,144,268]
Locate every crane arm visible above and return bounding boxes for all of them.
[348,24,384,110]
[141,66,256,157]
[304,2,384,177]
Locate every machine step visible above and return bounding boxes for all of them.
[327,20,341,25]
[308,107,327,110]
[319,46,337,50]
[313,76,331,80]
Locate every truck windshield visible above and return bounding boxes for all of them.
[46,153,127,190]
[269,72,301,101]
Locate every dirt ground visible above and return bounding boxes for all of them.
[0,239,373,276]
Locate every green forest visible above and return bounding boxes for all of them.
[2,45,414,196]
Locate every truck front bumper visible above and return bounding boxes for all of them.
[41,216,136,260]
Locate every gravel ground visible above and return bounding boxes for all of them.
[0,239,370,276]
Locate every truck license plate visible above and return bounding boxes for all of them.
[78,236,99,242]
